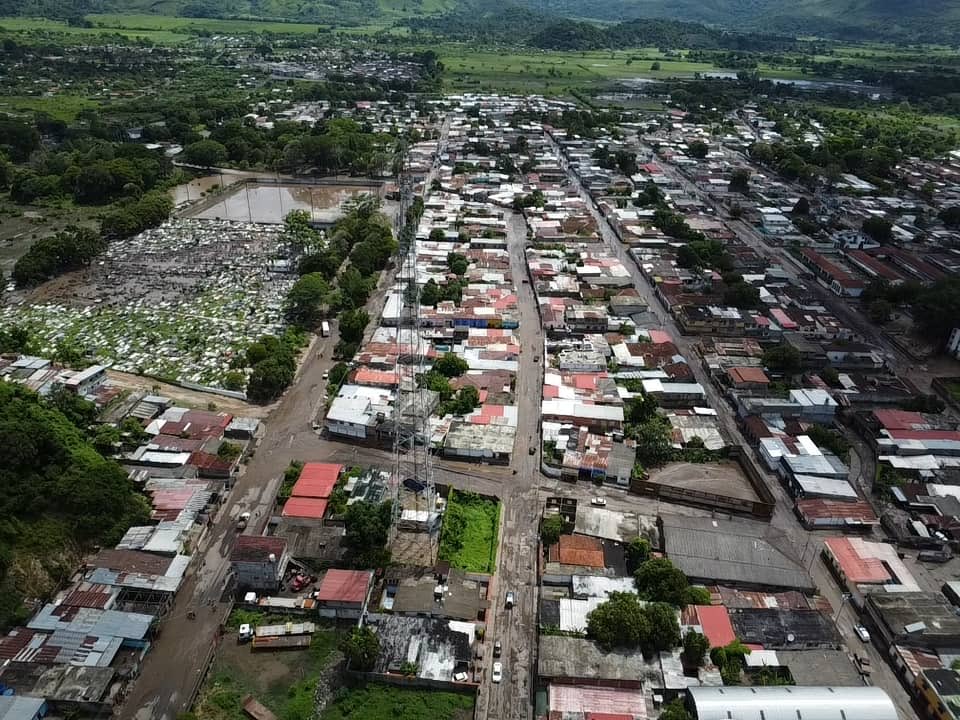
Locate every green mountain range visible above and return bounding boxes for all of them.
[513,0,960,42]
[1,0,957,42]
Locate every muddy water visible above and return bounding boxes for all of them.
[186,183,376,224]
[168,171,276,206]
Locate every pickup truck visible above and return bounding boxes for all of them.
[854,653,871,675]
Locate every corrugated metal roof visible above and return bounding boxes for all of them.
[689,686,897,720]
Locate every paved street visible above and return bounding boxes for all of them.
[477,210,542,720]
[124,330,337,720]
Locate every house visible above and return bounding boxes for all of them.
[315,569,373,620]
[727,366,770,392]
[231,537,289,592]
[60,364,107,396]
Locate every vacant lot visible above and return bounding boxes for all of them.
[438,490,500,574]
[194,625,343,720]
[321,684,474,720]
[649,461,760,503]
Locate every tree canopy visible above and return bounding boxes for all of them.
[0,383,150,629]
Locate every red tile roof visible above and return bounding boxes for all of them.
[281,497,328,519]
[728,367,770,385]
[315,569,372,604]
[554,535,604,568]
[293,463,342,499]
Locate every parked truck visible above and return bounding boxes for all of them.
[320,321,330,337]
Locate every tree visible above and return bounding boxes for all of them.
[285,273,329,327]
[682,630,710,667]
[659,699,692,720]
[223,371,246,391]
[342,626,380,671]
[327,362,349,387]
[447,252,469,276]
[939,206,960,229]
[0,324,32,354]
[687,140,709,159]
[339,308,370,344]
[633,418,674,466]
[723,281,760,309]
[650,61,661,71]
[626,537,651,572]
[246,356,294,403]
[92,425,121,455]
[867,299,892,324]
[862,216,894,244]
[792,196,810,215]
[644,602,681,651]
[420,279,440,307]
[434,352,468,378]
[428,228,446,242]
[344,500,392,549]
[762,344,802,375]
[728,168,751,194]
[541,514,565,545]
[913,279,960,345]
[45,386,98,431]
[182,139,228,168]
[586,592,650,649]
[635,558,691,606]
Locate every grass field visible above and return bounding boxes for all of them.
[321,684,474,720]
[438,490,500,574]
[437,45,821,93]
[0,95,99,122]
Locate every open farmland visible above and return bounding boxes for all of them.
[0,219,295,388]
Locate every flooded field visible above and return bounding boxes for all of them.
[184,182,379,224]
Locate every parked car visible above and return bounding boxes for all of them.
[855,625,871,642]
[238,624,253,643]
[237,511,251,531]
[854,653,871,675]
[505,591,515,608]
[492,662,503,683]
[590,497,607,507]
[493,640,502,657]
[919,549,952,563]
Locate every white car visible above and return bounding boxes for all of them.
[590,497,607,507]
[855,625,871,642]
[492,661,503,683]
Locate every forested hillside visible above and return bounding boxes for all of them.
[0,0,955,41]
[512,0,960,43]
[0,383,151,629]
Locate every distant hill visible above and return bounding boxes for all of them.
[2,0,957,41]
[512,0,960,43]
[0,0,453,27]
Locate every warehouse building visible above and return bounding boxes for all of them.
[687,686,897,720]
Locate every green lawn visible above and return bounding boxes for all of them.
[438,490,500,574]
[321,684,474,720]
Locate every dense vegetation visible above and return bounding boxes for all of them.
[438,490,500,574]
[320,684,474,720]
[0,383,150,629]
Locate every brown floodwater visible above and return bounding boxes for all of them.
[185,183,377,224]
